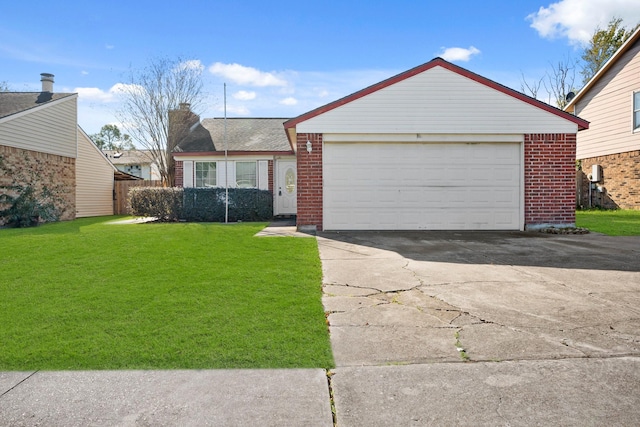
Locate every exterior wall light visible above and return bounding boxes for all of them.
[306,140,312,153]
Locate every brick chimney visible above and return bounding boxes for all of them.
[40,73,54,92]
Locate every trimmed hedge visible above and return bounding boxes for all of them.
[182,188,273,222]
[129,187,184,221]
[128,187,273,222]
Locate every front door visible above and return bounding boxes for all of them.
[275,160,297,215]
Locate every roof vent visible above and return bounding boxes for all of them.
[40,73,54,92]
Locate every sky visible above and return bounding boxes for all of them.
[2,0,640,136]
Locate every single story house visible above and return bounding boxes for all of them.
[284,57,589,231]
[173,112,297,216]
[565,26,640,210]
[0,73,117,224]
[104,149,161,181]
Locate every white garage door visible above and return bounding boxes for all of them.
[323,142,522,230]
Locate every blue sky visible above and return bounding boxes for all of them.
[2,0,640,135]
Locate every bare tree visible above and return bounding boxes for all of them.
[117,57,204,186]
[520,72,544,99]
[0,81,10,92]
[543,55,578,109]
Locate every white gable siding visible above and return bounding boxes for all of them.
[76,129,114,217]
[297,67,577,135]
[574,40,640,159]
[0,96,78,158]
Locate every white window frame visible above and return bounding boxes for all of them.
[195,161,217,188]
[634,91,640,132]
[235,161,257,188]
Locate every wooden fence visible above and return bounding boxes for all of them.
[114,180,163,215]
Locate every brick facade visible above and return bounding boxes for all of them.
[175,160,183,187]
[296,133,323,231]
[268,160,274,193]
[0,145,75,223]
[524,133,576,228]
[295,132,578,231]
[578,150,640,210]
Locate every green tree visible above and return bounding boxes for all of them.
[581,18,638,85]
[91,124,135,151]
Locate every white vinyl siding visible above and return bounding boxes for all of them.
[258,160,269,190]
[0,96,78,158]
[178,157,282,190]
[574,39,640,158]
[75,129,114,217]
[297,67,577,135]
[323,141,522,231]
[195,161,216,187]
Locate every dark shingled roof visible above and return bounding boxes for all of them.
[0,92,76,119]
[174,118,292,153]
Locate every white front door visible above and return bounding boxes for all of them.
[275,160,297,215]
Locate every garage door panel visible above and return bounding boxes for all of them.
[324,142,521,230]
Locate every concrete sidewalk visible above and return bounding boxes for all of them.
[0,369,332,426]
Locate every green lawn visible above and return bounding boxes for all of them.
[576,209,640,236]
[0,217,334,370]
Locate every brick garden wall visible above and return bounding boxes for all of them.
[578,150,640,210]
[0,144,75,223]
[296,133,323,231]
[524,133,576,228]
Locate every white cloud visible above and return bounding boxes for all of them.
[438,46,481,62]
[527,0,640,45]
[220,104,250,115]
[74,83,141,103]
[233,90,256,100]
[81,70,89,76]
[279,97,298,106]
[208,62,288,87]
[105,44,114,50]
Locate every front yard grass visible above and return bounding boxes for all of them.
[576,209,640,236]
[0,217,334,370]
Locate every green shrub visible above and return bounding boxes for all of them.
[0,185,60,227]
[129,187,184,221]
[182,188,272,222]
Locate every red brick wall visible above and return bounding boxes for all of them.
[296,133,323,231]
[175,161,183,187]
[0,145,75,223]
[524,133,576,227]
[578,150,640,210]
[268,160,274,193]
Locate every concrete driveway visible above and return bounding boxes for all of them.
[319,231,640,425]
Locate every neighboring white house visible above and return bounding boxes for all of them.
[104,149,161,181]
